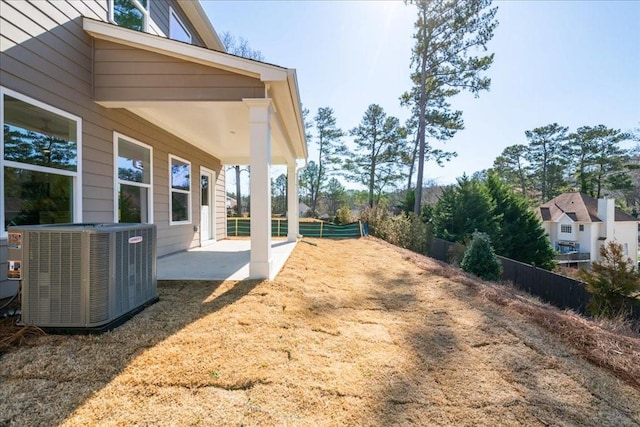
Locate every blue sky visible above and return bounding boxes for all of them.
[201,0,640,188]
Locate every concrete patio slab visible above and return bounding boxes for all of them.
[157,239,297,281]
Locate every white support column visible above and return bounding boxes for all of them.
[287,163,299,242]
[245,98,273,279]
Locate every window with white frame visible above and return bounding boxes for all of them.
[579,224,584,232]
[1,88,81,235]
[109,0,149,32]
[561,224,572,233]
[169,6,191,43]
[115,134,152,223]
[169,154,191,224]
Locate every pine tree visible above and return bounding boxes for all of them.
[310,107,345,216]
[578,241,640,317]
[345,104,408,208]
[407,0,498,214]
[524,123,569,202]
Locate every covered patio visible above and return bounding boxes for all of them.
[83,18,307,279]
[157,239,297,281]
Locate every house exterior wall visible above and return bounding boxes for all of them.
[556,216,576,243]
[152,0,205,47]
[0,0,226,298]
[93,39,264,103]
[609,221,639,265]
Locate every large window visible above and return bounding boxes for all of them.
[560,224,572,234]
[169,7,191,43]
[109,0,149,32]
[169,154,191,224]
[115,134,152,223]
[1,88,81,235]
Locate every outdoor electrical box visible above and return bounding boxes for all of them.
[7,223,158,332]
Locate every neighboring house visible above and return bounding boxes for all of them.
[226,196,237,210]
[298,202,310,217]
[0,0,307,297]
[537,193,638,267]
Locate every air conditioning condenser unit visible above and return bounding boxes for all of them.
[6,223,158,332]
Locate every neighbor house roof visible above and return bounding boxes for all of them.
[537,192,636,223]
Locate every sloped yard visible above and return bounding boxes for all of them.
[1,238,639,425]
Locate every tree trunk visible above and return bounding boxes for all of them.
[369,162,376,208]
[407,136,418,191]
[413,7,429,215]
[235,165,242,216]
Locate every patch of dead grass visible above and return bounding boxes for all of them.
[376,237,640,390]
[1,237,639,426]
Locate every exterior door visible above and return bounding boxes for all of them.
[200,168,215,245]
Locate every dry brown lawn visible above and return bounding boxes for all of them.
[1,237,640,426]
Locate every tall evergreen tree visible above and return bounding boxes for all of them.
[492,144,529,194]
[431,175,498,243]
[345,104,408,208]
[568,125,631,198]
[271,173,287,215]
[407,0,498,214]
[324,178,346,218]
[299,160,320,208]
[485,173,556,270]
[310,107,345,216]
[524,123,569,202]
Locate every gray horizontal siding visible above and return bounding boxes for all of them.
[153,0,205,47]
[93,39,265,102]
[1,0,227,264]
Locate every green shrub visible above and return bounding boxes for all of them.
[578,241,640,318]
[361,203,432,255]
[335,206,354,224]
[460,232,502,281]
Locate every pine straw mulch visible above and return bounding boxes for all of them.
[1,237,640,426]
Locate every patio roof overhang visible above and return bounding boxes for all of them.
[82,18,307,279]
[83,18,307,165]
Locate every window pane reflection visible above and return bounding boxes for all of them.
[119,184,149,223]
[171,192,189,222]
[114,0,144,31]
[3,95,77,171]
[4,168,73,228]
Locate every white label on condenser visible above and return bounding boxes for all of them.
[128,236,143,244]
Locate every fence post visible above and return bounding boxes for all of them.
[320,221,323,238]
[235,218,238,237]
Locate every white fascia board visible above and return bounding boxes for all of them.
[83,18,287,82]
[177,0,225,51]
[286,69,308,159]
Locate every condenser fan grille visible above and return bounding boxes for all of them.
[12,223,157,329]
[27,232,82,325]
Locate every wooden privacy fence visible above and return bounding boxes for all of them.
[428,238,640,319]
[226,218,364,238]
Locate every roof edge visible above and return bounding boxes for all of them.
[177,0,225,51]
[83,18,288,82]
[286,69,308,159]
